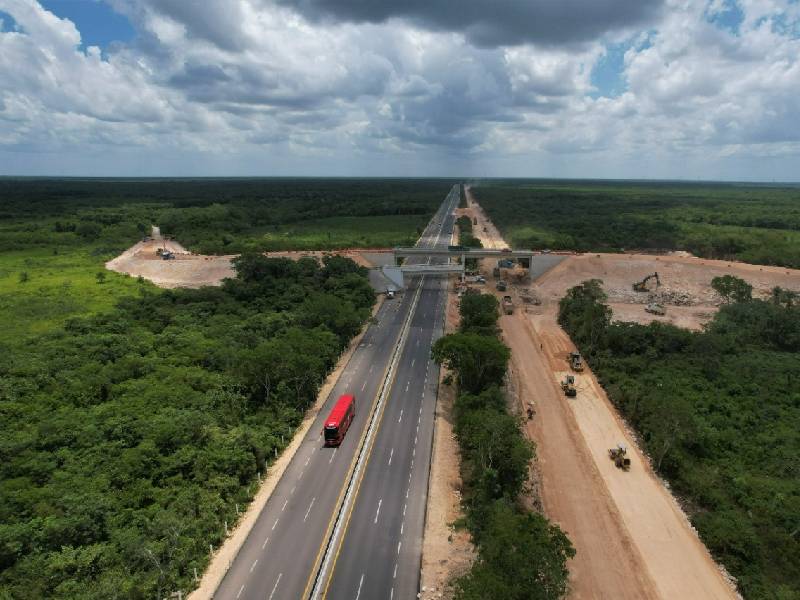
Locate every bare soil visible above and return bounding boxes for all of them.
[106,227,391,289]
[464,187,800,330]
[466,189,743,599]
[420,278,476,600]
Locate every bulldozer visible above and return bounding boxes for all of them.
[633,272,661,292]
[645,302,666,316]
[568,351,584,372]
[608,444,631,470]
[560,375,577,397]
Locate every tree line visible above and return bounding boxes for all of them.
[472,182,800,268]
[558,278,800,598]
[0,254,375,598]
[432,291,574,599]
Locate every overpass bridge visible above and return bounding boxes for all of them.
[379,247,534,290]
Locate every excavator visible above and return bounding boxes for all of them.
[633,272,661,292]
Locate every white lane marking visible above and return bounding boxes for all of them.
[374,498,383,524]
[398,409,403,423]
[355,573,365,600]
[303,497,316,522]
[236,584,245,599]
[282,500,288,511]
[414,435,418,445]
[391,587,394,600]
[406,487,410,498]
[397,541,402,555]
[413,447,416,458]
[411,358,415,367]
[262,536,270,549]
[400,521,404,535]
[305,456,310,467]
[394,563,398,578]
[250,558,258,573]
[403,503,407,516]
[291,485,296,495]
[405,382,409,392]
[268,573,282,600]
[388,448,394,466]
[272,517,280,530]
[361,380,367,392]
[329,448,337,464]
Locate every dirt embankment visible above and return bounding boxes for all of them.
[105,227,391,289]
[465,189,741,599]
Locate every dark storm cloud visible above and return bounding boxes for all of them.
[280,0,665,47]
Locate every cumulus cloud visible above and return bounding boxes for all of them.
[0,0,799,178]
[280,0,665,48]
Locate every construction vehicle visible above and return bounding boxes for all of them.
[633,272,661,292]
[496,280,508,292]
[526,402,535,420]
[645,302,666,315]
[502,295,514,315]
[608,444,631,470]
[569,351,584,372]
[560,375,576,397]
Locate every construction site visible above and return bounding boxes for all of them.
[105,196,800,600]
[454,186,800,600]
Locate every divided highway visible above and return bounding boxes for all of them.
[321,190,457,598]
[215,186,459,599]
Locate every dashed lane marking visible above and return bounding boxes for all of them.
[355,573,365,600]
[304,497,316,523]
[268,573,282,600]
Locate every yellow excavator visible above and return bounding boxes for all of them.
[633,272,661,292]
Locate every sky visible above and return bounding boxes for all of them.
[0,0,799,180]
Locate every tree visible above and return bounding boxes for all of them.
[460,292,500,336]
[96,271,107,284]
[18,271,29,283]
[455,501,574,600]
[432,332,510,395]
[76,222,103,240]
[712,275,753,304]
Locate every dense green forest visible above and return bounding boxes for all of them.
[0,178,448,254]
[471,181,800,268]
[558,279,800,598]
[0,253,375,598]
[433,292,574,599]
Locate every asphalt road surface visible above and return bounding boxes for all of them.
[322,190,457,599]
[215,186,459,600]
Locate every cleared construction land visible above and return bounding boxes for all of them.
[464,188,750,599]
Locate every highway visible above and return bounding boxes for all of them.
[320,187,457,599]
[215,186,459,599]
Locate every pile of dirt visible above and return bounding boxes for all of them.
[607,286,716,307]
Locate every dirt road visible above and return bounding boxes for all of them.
[466,190,739,599]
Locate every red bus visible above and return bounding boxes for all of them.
[324,394,356,447]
